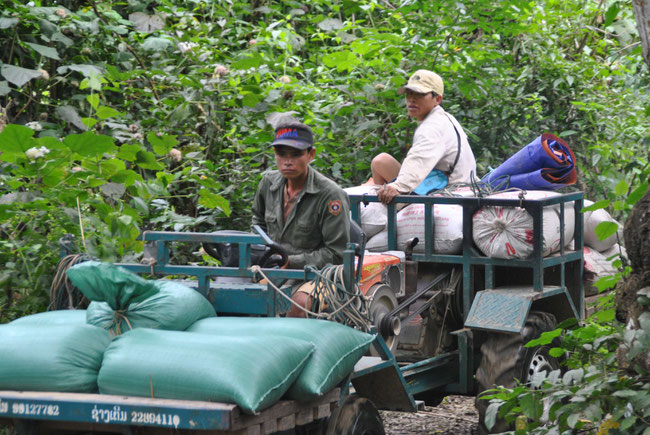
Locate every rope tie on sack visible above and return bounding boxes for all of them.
[112,310,134,336]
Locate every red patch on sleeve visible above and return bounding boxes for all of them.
[328,200,342,216]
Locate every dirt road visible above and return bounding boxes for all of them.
[381,395,479,434]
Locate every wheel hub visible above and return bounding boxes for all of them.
[527,349,556,389]
[368,285,400,355]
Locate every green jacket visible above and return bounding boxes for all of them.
[252,168,350,269]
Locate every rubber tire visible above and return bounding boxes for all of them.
[325,396,385,435]
[475,311,560,434]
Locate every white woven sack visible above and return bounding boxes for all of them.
[600,243,627,262]
[395,203,464,254]
[584,246,618,277]
[366,229,388,251]
[583,200,622,252]
[472,190,575,259]
[364,203,464,254]
[344,185,386,238]
[583,246,619,296]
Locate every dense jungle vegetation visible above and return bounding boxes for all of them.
[0,0,649,432]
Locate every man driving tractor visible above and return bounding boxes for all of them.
[252,121,351,317]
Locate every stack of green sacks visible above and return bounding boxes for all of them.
[66,261,216,336]
[0,322,110,392]
[187,317,376,401]
[10,309,87,325]
[1,261,376,415]
[97,318,375,413]
[98,328,316,414]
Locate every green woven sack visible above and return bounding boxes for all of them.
[66,261,158,309]
[188,317,375,400]
[10,310,87,325]
[98,328,314,414]
[86,280,216,336]
[0,324,110,392]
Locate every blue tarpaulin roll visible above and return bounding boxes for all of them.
[481,133,577,191]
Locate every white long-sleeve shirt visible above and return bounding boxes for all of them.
[390,106,477,193]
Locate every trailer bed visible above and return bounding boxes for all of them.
[0,389,340,434]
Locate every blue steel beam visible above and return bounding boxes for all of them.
[0,391,237,430]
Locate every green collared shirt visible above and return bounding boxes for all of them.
[252,167,350,269]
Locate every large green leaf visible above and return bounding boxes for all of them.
[0,80,9,96]
[0,124,36,154]
[147,132,178,155]
[57,64,104,78]
[231,53,263,70]
[95,106,123,120]
[135,150,164,170]
[100,182,126,199]
[128,12,165,32]
[51,32,74,47]
[24,42,61,60]
[615,179,629,196]
[55,106,88,131]
[242,93,262,107]
[64,132,116,157]
[581,200,609,212]
[322,51,360,72]
[520,393,542,419]
[42,168,66,187]
[141,37,173,51]
[198,189,231,216]
[594,221,619,241]
[0,18,19,29]
[626,182,649,207]
[318,18,344,31]
[116,144,142,162]
[0,65,43,87]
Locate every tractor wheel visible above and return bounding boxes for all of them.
[324,396,385,435]
[475,311,560,434]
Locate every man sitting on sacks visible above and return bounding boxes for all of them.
[370,69,477,204]
[252,119,351,317]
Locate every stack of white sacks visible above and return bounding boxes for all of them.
[345,187,624,295]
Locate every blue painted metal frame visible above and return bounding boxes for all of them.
[0,391,238,430]
[115,230,324,317]
[350,191,584,396]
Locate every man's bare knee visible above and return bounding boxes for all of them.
[288,292,310,318]
[371,153,401,185]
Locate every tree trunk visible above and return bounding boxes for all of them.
[633,0,650,70]
[615,184,650,371]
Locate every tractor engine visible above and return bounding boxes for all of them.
[358,253,463,362]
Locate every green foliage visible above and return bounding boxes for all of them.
[0,0,648,325]
[483,293,650,434]
[480,215,650,433]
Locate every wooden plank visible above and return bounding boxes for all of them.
[295,408,314,425]
[261,417,277,434]
[315,403,332,420]
[277,415,295,431]
[230,388,339,431]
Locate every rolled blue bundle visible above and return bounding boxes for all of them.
[482,133,577,191]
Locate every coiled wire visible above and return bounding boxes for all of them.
[250,264,372,332]
[306,264,371,332]
[48,254,92,311]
